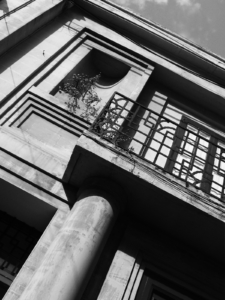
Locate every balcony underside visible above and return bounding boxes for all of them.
[65,131,225,264]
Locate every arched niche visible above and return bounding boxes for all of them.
[53,48,130,101]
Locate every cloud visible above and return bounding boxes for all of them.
[113,0,129,6]
[154,0,168,4]
[113,0,201,12]
[113,0,168,10]
[176,0,192,5]
[175,0,201,14]
[172,20,200,45]
[178,29,197,42]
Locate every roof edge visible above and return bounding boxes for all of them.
[77,0,225,70]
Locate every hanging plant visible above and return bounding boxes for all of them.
[59,73,101,121]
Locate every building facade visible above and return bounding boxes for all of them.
[0,0,224,299]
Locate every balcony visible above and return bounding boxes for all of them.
[90,92,225,203]
[66,92,225,264]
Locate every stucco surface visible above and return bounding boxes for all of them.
[0,16,73,101]
[0,2,225,300]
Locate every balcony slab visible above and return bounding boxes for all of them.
[64,131,225,264]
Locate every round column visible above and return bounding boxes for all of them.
[20,178,125,300]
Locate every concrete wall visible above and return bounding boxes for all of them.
[0,3,154,197]
[0,11,72,103]
[0,2,224,300]
[0,0,65,57]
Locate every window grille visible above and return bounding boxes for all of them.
[0,210,41,286]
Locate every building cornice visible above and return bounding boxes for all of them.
[76,0,225,75]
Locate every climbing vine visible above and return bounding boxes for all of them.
[59,73,101,121]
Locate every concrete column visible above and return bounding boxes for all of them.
[3,209,69,300]
[19,178,125,300]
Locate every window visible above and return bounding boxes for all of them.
[151,290,181,300]
[135,270,202,300]
[93,91,225,200]
[165,116,225,199]
[0,211,41,291]
[127,96,225,200]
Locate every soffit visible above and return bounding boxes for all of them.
[66,135,225,264]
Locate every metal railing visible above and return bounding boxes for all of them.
[0,0,36,21]
[91,92,225,202]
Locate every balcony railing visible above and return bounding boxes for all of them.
[91,92,225,202]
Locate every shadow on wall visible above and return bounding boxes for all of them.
[0,14,66,74]
[0,0,9,14]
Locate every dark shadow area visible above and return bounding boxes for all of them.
[62,182,78,208]
[80,215,128,300]
[0,5,90,74]
[0,178,57,298]
[0,12,71,73]
[0,281,8,299]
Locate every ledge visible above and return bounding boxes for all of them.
[78,131,225,220]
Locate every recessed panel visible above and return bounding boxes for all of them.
[20,114,78,155]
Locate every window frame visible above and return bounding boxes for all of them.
[135,269,197,300]
[165,115,225,197]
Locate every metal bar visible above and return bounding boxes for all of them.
[91,92,225,201]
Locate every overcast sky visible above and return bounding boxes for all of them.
[113,0,225,59]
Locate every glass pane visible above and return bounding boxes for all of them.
[211,140,225,198]
[172,123,210,188]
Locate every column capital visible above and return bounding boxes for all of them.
[77,177,126,212]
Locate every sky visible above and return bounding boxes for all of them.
[112,0,225,59]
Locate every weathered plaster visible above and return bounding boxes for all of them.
[0,0,65,56]
[0,168,69,211]
[19,179,122,300]
[0,2,224,300]
[97,240,138,300]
